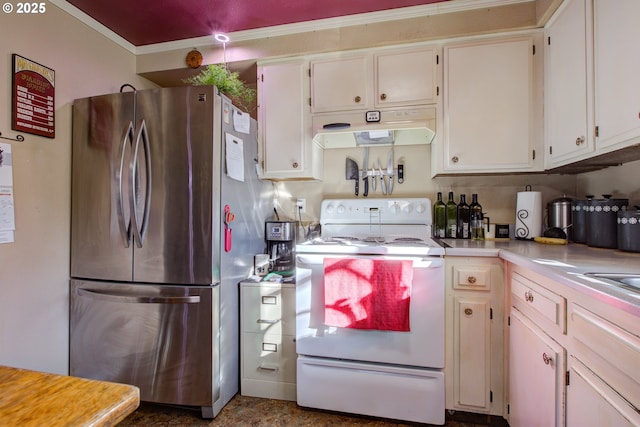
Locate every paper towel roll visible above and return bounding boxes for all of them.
[515,191,542,239]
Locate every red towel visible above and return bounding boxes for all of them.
[323,258,413,332]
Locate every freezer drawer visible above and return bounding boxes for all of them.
[69,280,218,408]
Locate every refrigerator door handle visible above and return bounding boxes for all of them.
[130,119,152,248]
[77,288,201,304]
[117,121,135,248]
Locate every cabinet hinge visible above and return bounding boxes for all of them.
[595,126,600,138]
[532,149,536,160]
[547,36,551,46]
[490,390,493,402]
[308,97,311,107]
[260,74,264,82]
[507,404,510,415]
[437,86,440,96]
[566,371,571,386]
[437,54,439,65]
[508,316,510,326]
[490,308,493,320]
[550,146,553,155]
[532,44,536,55]
[308,68,311,77]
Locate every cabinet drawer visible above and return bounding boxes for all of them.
[570,303,640,410]
[241,285,295,335]
[453,265,491,291]
[242,332,296,384]
[511,272,566,334]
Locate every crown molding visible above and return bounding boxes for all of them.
[51,0,533,55]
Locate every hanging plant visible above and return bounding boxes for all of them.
[184,64,256,112]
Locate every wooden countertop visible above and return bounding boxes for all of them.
[0,365,139,427]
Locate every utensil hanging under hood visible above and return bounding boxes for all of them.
[345,158,359,196]
[362,148,369,197]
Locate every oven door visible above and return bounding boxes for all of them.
[295,254,444,368]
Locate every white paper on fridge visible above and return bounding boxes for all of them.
[225,133,245,182]
[232,109,250,134]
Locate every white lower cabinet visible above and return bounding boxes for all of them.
[508,308,566,427]
[567,356,640,427]
[240,281,296,400]
[445,257,504,415]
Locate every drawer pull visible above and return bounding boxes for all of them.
[258,365,279,373]
[257,318,278,324]
[542,352,553,366]
[464,308,473,316]
[524,290,534,302]
[467,276,477,284]
[354,96,362,103]
[262,342,278,352]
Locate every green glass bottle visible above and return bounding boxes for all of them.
[456,194,471,239]
[470,193,484,241]
[445,191,457,238]
[433,192,446,239]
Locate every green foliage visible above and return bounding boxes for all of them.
[184,64,256,111]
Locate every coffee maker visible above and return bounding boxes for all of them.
[265,220,297,277]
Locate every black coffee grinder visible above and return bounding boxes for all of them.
[265,220,297,277]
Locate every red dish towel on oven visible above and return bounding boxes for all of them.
[323,258,413,332]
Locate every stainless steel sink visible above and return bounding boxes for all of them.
[584,273,640,294]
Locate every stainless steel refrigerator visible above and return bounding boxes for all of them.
[69,86,272,418]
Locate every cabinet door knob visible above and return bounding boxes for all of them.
[575,136,585,146]
[354,96,362,103]
[467,276,477,284]
[525,290,534,302]
[451,156,459,164]
[292,161,299,169]
[380,93,387,101]
[542,352,553,365]
[464,308,473,316]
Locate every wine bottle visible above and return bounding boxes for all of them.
[470,193,484,241]
[445,191,457,238]
[456,194,470,239]
[433,192,446,238]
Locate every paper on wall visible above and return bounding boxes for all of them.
[233,109,250,134]
[0,143,16,242]
[225,133,245,182]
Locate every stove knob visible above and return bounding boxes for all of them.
[416,203,426,214]
[403,204,413,214]
[337,204,346,214]
[390,203,400,214]
[325,204,334,214]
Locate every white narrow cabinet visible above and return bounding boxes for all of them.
[592,0,640,153]
[444,257,504,416]
[257,59,322,180]
[544,0,594,168]
[438,34,543,174]
[507,267,567,427]
[240,281,297,400]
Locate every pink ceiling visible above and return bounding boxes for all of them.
[65,0,449,46]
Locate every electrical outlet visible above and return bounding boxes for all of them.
[296,198,306,213]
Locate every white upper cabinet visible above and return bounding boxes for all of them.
[436,35,543,175]
[374,47,438,108]
[257,59,323,180]
[544,0,594,168]
[311,53,372,113]
[310,46,438,113]
[592,0,640,152]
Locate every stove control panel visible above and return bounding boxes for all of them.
[320,198,432,225]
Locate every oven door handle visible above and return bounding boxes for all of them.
[296,255,443,269]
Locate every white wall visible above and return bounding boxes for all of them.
[0,5,155,374]
[277,144,579,228]
[577,160,640,205]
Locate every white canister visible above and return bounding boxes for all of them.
[515,186,542,239]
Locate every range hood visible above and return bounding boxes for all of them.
[312,106,436,149]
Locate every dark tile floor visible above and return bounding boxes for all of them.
[119,395,510,427]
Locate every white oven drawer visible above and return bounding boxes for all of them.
[297,355,444,424]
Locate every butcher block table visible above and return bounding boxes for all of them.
[0,365,139,426]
